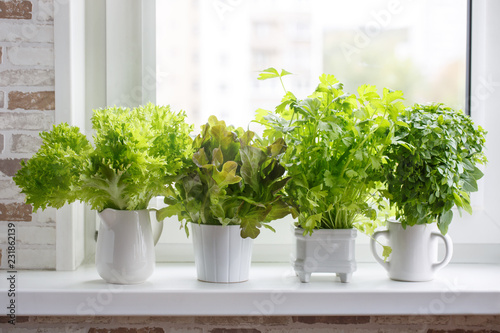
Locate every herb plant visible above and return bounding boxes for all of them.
[14,103,193,212]
[382,104,487,234]
[256,68,406,235]
[158,115,291,239]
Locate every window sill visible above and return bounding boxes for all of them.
[12,263,500,316]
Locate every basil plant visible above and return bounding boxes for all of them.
[382,104,487,234]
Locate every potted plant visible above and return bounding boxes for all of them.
[158,115,291,283]
[370,103,487,281]
[13,103,193,284]
[256,68,404,283]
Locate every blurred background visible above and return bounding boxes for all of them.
[156,0,467,130]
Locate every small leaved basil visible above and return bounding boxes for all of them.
[383,104,487,234]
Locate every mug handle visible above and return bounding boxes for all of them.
[370,230,390,271]
[431,231,453,272]
[148,208,163,246]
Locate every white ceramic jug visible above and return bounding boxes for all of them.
[370,220,453,281]
[96,208,163,284]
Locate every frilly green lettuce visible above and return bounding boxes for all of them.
[14,103,193,212]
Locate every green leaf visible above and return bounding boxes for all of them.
[470,166,484,180]
[324,170,335,188]
[267,138,287,157]
[382,245,392,262]
[240,145,267,192]
[262,223,276,232]
[382,88,404,104]
[264,160,286,182]
[345,170,358,178]
[254,108,270,122]
[461,176,478,192]
[269,176,290,195]
[438,210,453,234]
[156,204,180,221]
[193,148,210,168]
[257,67,280,80]
[357,84,379,101]
[264,200,291,222]
[239,131,255,146]
[12,123,94,211]
[240,217,261,239]
[236,196,266,208]
[212,161,242,188]
[303,213,322,233]
[396,120,409,128]
[210,203,226,219]
[163,196,177,206]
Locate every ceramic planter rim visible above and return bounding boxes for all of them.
[189,222,242,230]
[386,218,441,229]
[295,227,357,236]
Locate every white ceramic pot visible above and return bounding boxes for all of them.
[191,223,253,283]
[96,208,163,284]
[370,220,453,281]
[293,228,357,283]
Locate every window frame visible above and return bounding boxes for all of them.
[56,0,500,269]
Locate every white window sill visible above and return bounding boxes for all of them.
[10,263,500,316]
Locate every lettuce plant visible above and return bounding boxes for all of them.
[158,116,291,239]
[382,104,487,234]
[14,103,193,212]
[257,68,406,235]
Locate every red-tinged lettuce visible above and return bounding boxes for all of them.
[14,103,193,212]
[158,115,291,239]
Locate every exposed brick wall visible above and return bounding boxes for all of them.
[8,91,55,110]
[0,315,499,332]
[0,0,56,269]
[0,1,32,20]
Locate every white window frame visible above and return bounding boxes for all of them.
[53,0,86,270]
[55,0,500,269]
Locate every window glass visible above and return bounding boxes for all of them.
[155,0,468,259]
[157,0,466,129]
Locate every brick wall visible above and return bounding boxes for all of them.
[0,0,56,269]
[0,315,499,332]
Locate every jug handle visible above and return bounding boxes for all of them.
[370,230,390,271]
[431,231,453,272]
[148,208,163,246]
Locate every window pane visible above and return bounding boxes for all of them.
[156,0,467,129]
[155,0,468,260]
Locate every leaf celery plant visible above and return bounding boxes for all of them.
[157,115,291,239]
[256,68,406,237]
[14,103,193,212]
[382,103,487,234]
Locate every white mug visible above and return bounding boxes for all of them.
[370,220,453,281]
